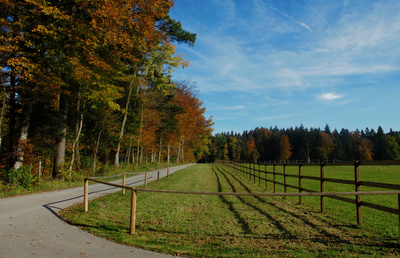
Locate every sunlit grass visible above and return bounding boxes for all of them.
[61,164,400,257]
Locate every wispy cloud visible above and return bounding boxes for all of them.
[297,21,313,32]
[304,0,348,46]
[170,0,400,133]
[269,5,313,33]
[222,105,245,110]
[319,93,344,101]
[209,104,245,111]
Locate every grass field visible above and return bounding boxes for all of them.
[61,163,400,257]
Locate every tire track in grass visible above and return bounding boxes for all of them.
[211,166,253,235]
[216,164,399,250]
[212,164,296,239]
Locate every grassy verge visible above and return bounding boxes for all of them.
[0,162,176,198]
[61,164,400,257]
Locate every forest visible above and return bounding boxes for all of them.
[208,125,400,163]
[0,0,213,182]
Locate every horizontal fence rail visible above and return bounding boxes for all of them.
[83,163,400,235]
[218,160,400,227]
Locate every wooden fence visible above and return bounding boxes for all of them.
[83,163,400,235]
[218,160,400,227]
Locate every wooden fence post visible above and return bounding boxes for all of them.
[167,168,170,178]
[258,164,261,186]
[157,170,160,182]
[144,172,148,188]
[248,163,251,181]
[283,164,287,193]
[130,189,137,235]
[320,162,325,213]
[253,163,256,184]
[122,173,126,195]
[398,194,400,232]
[84,178,88,212]
[265,164,268,190]
[299,164,303,205]
[273,164,276,193]
[354,160,362,225]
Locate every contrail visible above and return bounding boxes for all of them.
[269,5,313,32]
[304,0,350,47]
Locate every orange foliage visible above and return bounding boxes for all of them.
[172,82,213,162]
[247,135,259,162]
[279,135,292,161]
[317,132,335,160]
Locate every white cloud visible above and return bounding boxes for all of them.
[319,93,344,101]
[175,0,400,95]
[297,21,313,32]
[222,105,245,110]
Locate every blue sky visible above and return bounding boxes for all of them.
[169,0,400,134]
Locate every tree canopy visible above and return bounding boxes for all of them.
[0,0,211,179]
[208,125,400,163]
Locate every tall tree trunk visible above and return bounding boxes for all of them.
[74,95,81,166]
[125,136,131,164]
[115,74,135,167]
[53,94,68,178]
[140,145,143,164]
[0,72,7,149]
[158,131,163,164]
[7,75,17,168]
[177,140,180,163]
[136,104,143,166]
[167,142,170,164]
[181,139,185,162]
[92,130,101,175]
[13,100,33,170]
[69,109,83,173]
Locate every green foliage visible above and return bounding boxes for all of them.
[0,162,176,197]
[158,15,197,47]
[0,166,37,188]
[210,125,400,162]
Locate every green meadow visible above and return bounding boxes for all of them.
[61,163,400,257]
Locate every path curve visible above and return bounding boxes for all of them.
[0,164,194,258]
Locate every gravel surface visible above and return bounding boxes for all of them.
[0,164,194,258]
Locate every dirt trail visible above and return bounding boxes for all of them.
[0,164,193,258]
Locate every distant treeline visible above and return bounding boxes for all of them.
[207,125,400,162]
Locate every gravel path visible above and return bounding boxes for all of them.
[0,164,194,258]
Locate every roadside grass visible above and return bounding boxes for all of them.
[0,162,176,198]
[61,163,400,257]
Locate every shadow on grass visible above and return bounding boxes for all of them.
[211,166,253,235]
[212,165,297,239]
[215,164,400,251]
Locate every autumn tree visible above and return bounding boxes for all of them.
[0,0,207,179]
[173,81,213,162]
[279,135,292,161]
[317,132,335,160]
[247,135,259,162]
[359,138,374,161]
